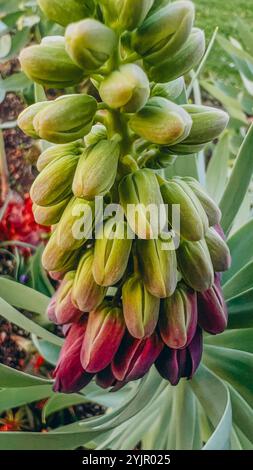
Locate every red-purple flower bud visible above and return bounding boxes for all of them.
[155,327,203,385]
[95,365,117,389]
[159,284,197,349]
[81,303,125,373]
[112,331,163,382]
[53,321,94,393]
[197,275,228,334]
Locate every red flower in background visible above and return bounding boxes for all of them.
[0,193,49,250]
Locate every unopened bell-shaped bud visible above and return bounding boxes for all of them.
[65,19,117,72]
[181,177,221,227]
[37,141,84,172]
[155,327,203,385]
[93,218,132,287]
[181,105,229,145]
[81,302,125,373]
[132,1,195,63]
[17,101,52,138]
[137,237,177,298]
[198,275,228,334]
[151,77,185,101]
[99,64,150,113]
[159,284,197,349]
[122,273,160,339]
[53,321,94,394]
[112,331,163,382]
[99,0,154,31]
[129,97,192,145]
[148,28,205,83]
[42,230,79,273]
[160,177,209,241]
[72,249,106,312]
[72,139,120,199]
[177,239,214,292]
[205,226,231,272]
[33,197,70,226]
[19,39,85,88]
[38,0,95,27]
[52,271,83,325]
[119,168,166,239]
[30,152,79,206]
[33,94,97,144]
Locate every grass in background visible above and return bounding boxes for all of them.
[194,0,253,85]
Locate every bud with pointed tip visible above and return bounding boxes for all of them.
[93,219,132,287]
[42,230,79,273]
[38,0,95,27]
[129,97,192,146]
[72,140,120,199]
[119,168,166,239]
[198,275,228,334]
[72,249,106,312]
[160,177,209,242]
[53,321,94,394]
[205,226,231,272]
[33,197,70,226]
[19,40,85,88]
[81,303,125,373]
[65,19,117,72]
[159,284,197,349]
[132,1,195,63]
[177,239,214,292]
[30,152,79,207]
[95,366,118,389]
[112,331,163,382]
[99,0,154,31]
[99,64,150,113]
[54,197,99,251]
[137,237,177,298]
[122,273,160,339]
[148,28,205,83]
[17,101,52,138]
[52,271,83,325]
[181,105,229,145]
[85,125,107,147]
[156,327,203,385]
[37,141,84,172]
[33,94,97,144]
[181,177,221,227]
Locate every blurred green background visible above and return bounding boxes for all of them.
[194,0,253,85]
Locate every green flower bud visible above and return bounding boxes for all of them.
[65,19,117,72]
[19,39,85,88]
[132,1,195,63]
[119,168,166,239]
[55,197,103,251]
[84,125,107,146]
[33,197,70,226]
[177,239,214,292]
[148,28,205,83]
[99,64,150,113]
[129,97,192,145]
[160,177,209,241]
[17,101,52,138]
[72,249,106,311]
[181,177,221,226]
[42,230,79,273]
[93,218,132,287]
[37,141,84,172]
[164,142,205,156]
[99,0,154,31]
[151,77,185,101]
[38,0,95,27]
[33,94,97,144]
[72,140,120,199]
[122,273,160,339]
[181,105,229,145]
[31,152,79,206]
[137,237,177,298]
[205,227,231,272]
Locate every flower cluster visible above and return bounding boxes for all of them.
[18,0,231,393]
